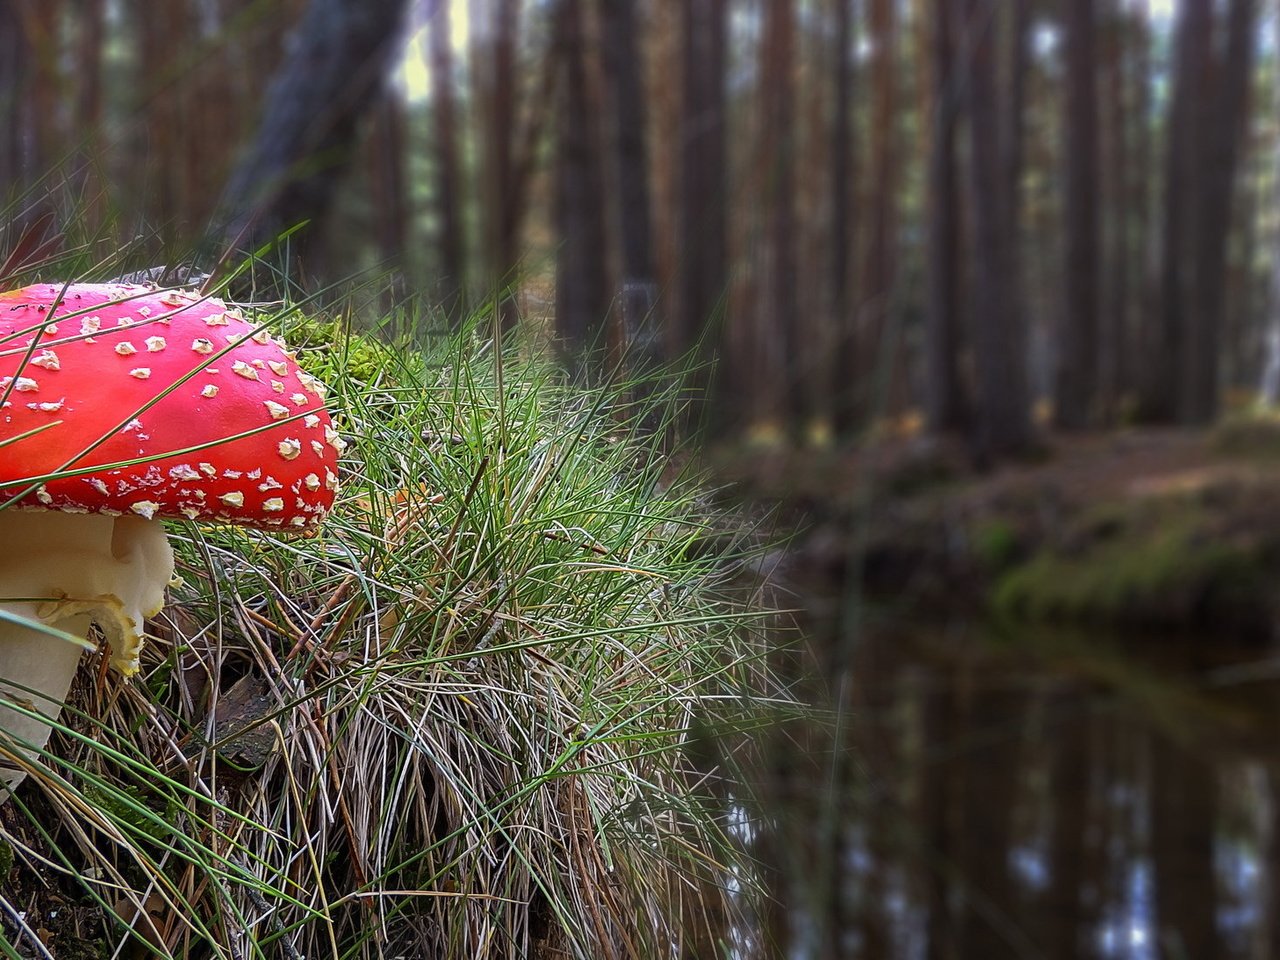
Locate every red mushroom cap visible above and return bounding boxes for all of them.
[0,283,340,530]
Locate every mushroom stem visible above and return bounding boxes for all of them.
[0,512,173,798]
[0,609,92,796]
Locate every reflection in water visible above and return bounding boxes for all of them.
[745,620,1280,960]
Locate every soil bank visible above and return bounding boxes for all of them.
[712,421,1280,641]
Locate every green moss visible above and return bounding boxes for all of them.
[278,313,392,386]
[992,512,1262,628]
[973,518,1019,572]
[1211,410,1280,460]
[80,782,179,843]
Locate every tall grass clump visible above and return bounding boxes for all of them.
[0,298,780,959]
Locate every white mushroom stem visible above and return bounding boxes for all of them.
[0,511,173,799]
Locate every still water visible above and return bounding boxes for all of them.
[749,616,1280,960]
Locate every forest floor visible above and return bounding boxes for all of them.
[710,417,1280,640]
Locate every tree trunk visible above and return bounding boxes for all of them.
[676,0,729,430]
[1129,0,1156,409]
[1225,140,1260,392]
[1056,0,1101,429]
[754,0,800,431]
[1148,0,1211,421]
[476,0,522,332]
[1000,0,1030,399]
[830,0,859,434]
[1,0,61,222]
[25,0,59,201]
[600,0,655,298]
[133,0,189,244]
[1261,0,1280,407]
[367,95,409,305]
[1185,0,1256,422]
[924,0,966,434]
[962,0,1034,460]
[468,0,557,337]
[0,1,28,207]
[1099,4,1129,421]
[429,0,466,325]
[999,0,1029,196]
[1149,0,1255,423]
[216,0,409,294]
[552,0,611,377]
[73,0,106,228]
[599,0,663,402]
[852,0,899,430]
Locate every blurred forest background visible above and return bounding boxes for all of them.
[3,0,1276,450]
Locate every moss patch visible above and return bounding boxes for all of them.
[749,427,1280,637]
[992,501,1271,633]
[973,518,1020,572]
[277,313,392,385]
[1212,411,1280,460]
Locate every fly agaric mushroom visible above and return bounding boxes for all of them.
[0,283,341,796]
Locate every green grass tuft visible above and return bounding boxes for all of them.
[0,299,781,959]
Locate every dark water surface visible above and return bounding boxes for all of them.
[754,615,1280,960]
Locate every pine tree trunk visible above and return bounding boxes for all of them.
[479,0,522,332]
[999,0,1030,390]
[1261,2,1280,408]
[962,0,1033,460]
[216,0,409,293]
[0,1,28,206]
[133,0,187,242]
[430,0,466,325]
[553,0,611,377]
[599,0,662,400]
[853,0,899,429]
[830,0,859,434]
[1186,0,1256,422]
[368,95,409,304]
[1149,0,1211,421]
[1130,0,1157,411]
[755,0,800,431]
[1056,0,1101,429]
[26,1,59,199]
[1100,2,1130,421]
[677,0,729,430]
[924,0,966,434]
[74,0,106,228]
